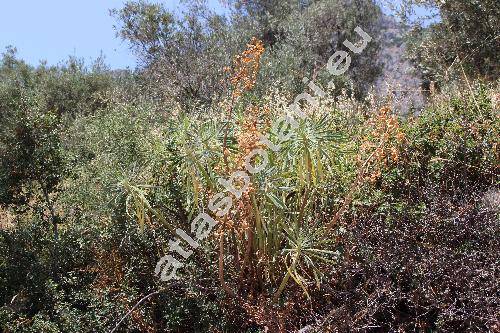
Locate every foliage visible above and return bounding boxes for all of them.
[401,0,500,84]
[1,2,499,332]
[0,49,117,209]
[2,78,497,331]
[111,1,233,107]
[113,0,383,107]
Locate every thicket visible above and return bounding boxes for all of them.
[0,0,498,332]
[400,0,500,86]
[111,0,383,107]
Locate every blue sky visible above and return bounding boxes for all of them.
[1,1,434,70]
[0,0,225,69]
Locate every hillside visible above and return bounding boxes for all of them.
[0,1,498,332]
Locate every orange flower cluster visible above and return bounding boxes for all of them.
[232,105,269,236]
[236,105,270,166]
[220,37,265,171]
[358,106,405,182]
[238,108,260,160]
[217,38,267,286]
[225,37,265,98]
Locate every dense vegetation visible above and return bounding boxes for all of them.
[0,1,498,332]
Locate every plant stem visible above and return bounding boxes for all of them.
[110,289,164,333]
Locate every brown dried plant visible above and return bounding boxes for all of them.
[327,106,404,230]
[220,38,265,172]
[218,38,265,297]
[225,37,265,99]
[359,105,405,183]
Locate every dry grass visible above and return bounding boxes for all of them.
[0,206,15,230]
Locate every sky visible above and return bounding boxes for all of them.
[0,0,226,69]
[0,1,434,70]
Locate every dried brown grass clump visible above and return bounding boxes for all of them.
[91,247,125,292]
[0,206,15,230]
